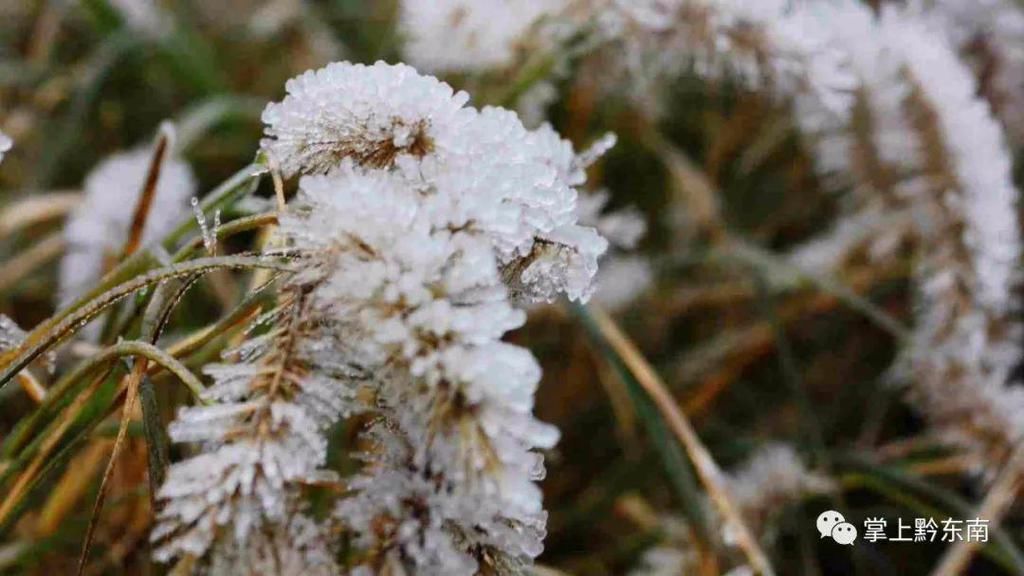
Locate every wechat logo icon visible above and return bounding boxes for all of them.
[818,510,857,545]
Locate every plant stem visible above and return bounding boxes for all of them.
[584,305,776,576]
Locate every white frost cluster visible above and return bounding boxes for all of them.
[724,444,834,538]
[157,61,610,574]
[59,147,195,305]
[0,315,26,353]
[107,0,172,38]
[151,324,352,567]
[261,62,471,177]
[785,3,1024,471]
[0,130,11,165]
[261,61,608,303]
[399,0,567,74]
[201,511,339,576]
[913,0,1024,142]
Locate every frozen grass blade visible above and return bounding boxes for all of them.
[0,254,295,392]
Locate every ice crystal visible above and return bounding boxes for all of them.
[399,0,566,73]
[274,160,561,572]
[262,61,609,303]
[59,147,195,305]
[261,61,471,177]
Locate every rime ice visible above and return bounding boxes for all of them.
[157,61,612,574]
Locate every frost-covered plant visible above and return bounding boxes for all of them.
[870,7,1024,473]
[260,62,468,177]
[59,147,195,305]
[262,61,607,302]
[155,61,609,574]
[150,283,350,569]
[398,0,568,74]
[591,0,1024,477]
[782,3,1024,474]
[593,0,854,115]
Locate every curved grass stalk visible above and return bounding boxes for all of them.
[3,339,206,460]
[164,275,277,359]
[0,254,296,392]
[78,276,200,574]
[836,453,1024,574]
[576,304,776,576]
[93,209,276,346]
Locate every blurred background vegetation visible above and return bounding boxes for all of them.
[0,1,1020,574]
